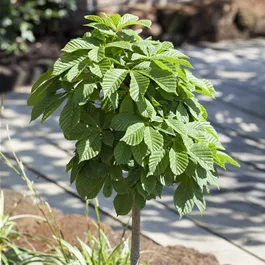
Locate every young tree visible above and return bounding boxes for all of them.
[28,13,239,265]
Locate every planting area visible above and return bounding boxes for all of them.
[1,38,265,265]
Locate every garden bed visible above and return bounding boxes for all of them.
[4,189,222,265]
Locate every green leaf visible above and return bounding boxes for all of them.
[186,71,216,98]
[61,38,98,53]
[114,141,132,164]
[184,160,197,177]
[186,122,206,143]
[106,41,132,50]
[127,167,141,186]
[99,58,112,75]
[67,123,94,140]
[70,158,84,184]
[111,113,143,131]
[154,151,169,175]
[103,176,113,198]
[139,64,176,94]
[59,100,80,138]
[149,150,165,174]
[215,151,240,169]
[85,15,113,27]
[118,14,151,29]
[86,22,116,35]
[102,69,128,97]
[136,97,156,118]
[119,14,138,25]
[131,142,148,167]
[102,131,114,146]
[89,63,102,78]
[113,179,129,194]
[102,91,119,111]
[52,51,88,76]
[153,60,175,73]
[156,49,188,60]
[76,133,101,162]
[66,61,86,82]
[120,94,134,113]
[178,59,193,68]
[137,181,148,198]
[30,95,52,122]
[121,123,145,146]
[189,143,214,170]
[76,175,103,199]
[41,93,67,122]
[196,165,219,189]
[169,147,189,175]
[31,68,53,93]
[184,98,202,120]
[73,83,95,104]
[134,192,146,210]
[88,46,105,63]
[142,175,157,194]
[176,103,189,123]
[99,145,113,166]
[129,71,150,102]
[27,76,57,106]
[174,175,206,217]
[144,127,163,153]
[114,193,133,216]
[165,118,187,136]
[97,162,110,178]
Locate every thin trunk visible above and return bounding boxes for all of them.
[131,205,141,265]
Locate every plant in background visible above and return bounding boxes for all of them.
[0,190,21,264]
[27,13,240,265]
[0,0,77,53]
[0,188,46,265]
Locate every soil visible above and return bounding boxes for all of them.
[3,189,222,265]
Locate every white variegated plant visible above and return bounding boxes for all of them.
[27,13,240,265]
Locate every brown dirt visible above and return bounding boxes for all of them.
[3,189,222,265]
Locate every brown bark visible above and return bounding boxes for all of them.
[130,205,141,265]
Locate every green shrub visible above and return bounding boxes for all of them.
[0,0,77,53]
[27,13,240,265]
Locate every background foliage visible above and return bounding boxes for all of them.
[28,13,239,218]
[0,0,77,53]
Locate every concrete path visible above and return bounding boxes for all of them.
[1,39,265,265]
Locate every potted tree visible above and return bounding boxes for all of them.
[27,13,239,265]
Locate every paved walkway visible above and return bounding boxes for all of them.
[1,39,265,265]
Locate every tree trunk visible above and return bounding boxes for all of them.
[131,205,141,265]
